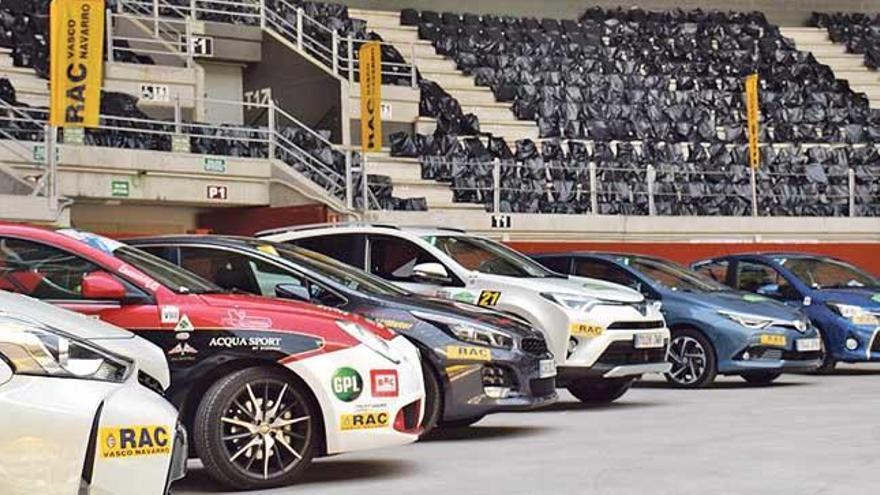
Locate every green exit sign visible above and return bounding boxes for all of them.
[204,157,227,173]
[111,180,130,197]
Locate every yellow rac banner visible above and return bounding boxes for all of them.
[744,73,760,169]
[50,0,105,128]
[359,41,382,152]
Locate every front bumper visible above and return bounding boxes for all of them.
[440,341,558,421]
[718,327,824,374]
[285,335,425,456]
[827,325,880,363]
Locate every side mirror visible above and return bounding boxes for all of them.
[275,283,310,302]
[412,262,450,284]
[0,358,12,386]
[82,272,127,300]
[756,283,780,297]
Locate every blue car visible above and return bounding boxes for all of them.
[692,253,880,372]
[533,253,823,387]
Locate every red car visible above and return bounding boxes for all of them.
[0,223,424,490]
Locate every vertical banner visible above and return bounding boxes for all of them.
[744,73,760,169]
[359,41,382,152]
[50,0,105,128]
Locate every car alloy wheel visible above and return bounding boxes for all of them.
[195,366,318,489]
[219,378,312,480]
[667,335,708,385]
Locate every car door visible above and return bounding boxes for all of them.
[732,259,803,308]
[0,236,160,326]
[366,234,462,295]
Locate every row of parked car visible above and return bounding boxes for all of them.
[0,222,877,492]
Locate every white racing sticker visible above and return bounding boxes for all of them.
[160,306,180,324]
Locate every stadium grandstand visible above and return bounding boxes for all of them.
[0,0,878,270]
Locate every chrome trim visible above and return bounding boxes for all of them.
[603,362,671,378]
[867,328,880,360]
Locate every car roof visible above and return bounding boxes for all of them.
[128,234,265,249]
[256,222,467,238]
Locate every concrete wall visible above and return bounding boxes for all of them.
[340,0,880,27]
[71,203,206,235]
[200,61,245,125]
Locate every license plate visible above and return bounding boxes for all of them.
[796,338,821,352]
[539,359,556,378]
[634,332,665,349]
[759,334,787,347]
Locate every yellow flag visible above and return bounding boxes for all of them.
[744,74,760,169]
[359,41,382,152]
[50,0,105,128]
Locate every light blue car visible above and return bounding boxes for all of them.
[533,253,823,387]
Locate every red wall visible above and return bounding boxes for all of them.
[509,241,880,276]
[198,205,330,236]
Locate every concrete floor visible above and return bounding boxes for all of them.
[174,364,880,495]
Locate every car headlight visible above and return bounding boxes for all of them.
[0,318,132,383]
[826,303,880,326]
[717,310,774,330]
[411,311,514,349]
[541,292,600,313]
[336,320,401,364]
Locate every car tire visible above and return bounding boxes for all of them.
[419,357,443,438]
[665,328,717,388]
[814,353,837,374]
[194,366,318,490]
[566,377,634,404]
[740,371,782,385]
[439,415,485,428]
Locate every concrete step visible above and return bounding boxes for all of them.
[369,156,423,182]
[413,56,458,72]
[833,70,880,85]
[420,70,477,88]
[796,43,848,57]
[444,86,499,106]
[349,9,403,29]
[822,55,871,70]
[460,103,516,121]
[780,27,831,44]
[392,182,455,205]
[372,26,420,44]
[412,43,442,59]
[416,117,539,142]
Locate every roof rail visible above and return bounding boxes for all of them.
[400,225,467,233]
[255,222,400,237]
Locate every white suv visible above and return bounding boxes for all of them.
[261,225,671,403]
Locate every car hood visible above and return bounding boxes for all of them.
[197,293,355,320]
[812,287,880,310]
[386,294,540,339]
[0,291,171,389]
[667,289,804,320]
[476,273,643,303]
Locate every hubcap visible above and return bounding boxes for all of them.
[220,379,311,480]
[667,336,708,385]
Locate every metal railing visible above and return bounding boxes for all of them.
[376,154,878,216]
[0,99,58,206]
[114,0,419,87]
[0,96,375,210]
[107,10,195,66]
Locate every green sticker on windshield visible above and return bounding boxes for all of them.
[872,294,880,303]
[743,294,769,303]
[451,291,476,304]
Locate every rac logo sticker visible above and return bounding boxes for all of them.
[99,425,171,459]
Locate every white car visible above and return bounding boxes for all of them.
[261,225,671,403]
[0,291,187,495]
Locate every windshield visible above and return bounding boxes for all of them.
[114,246,222,294]
[249,241,410,297]
[424,236,555,278]
[620,256,729,292]
[772,256,879,290]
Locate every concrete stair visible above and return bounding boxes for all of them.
[351,8,540,144]
[782,27,880,107]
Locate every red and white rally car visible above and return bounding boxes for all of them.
[0,223,424,490]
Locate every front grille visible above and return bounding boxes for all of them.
[482,364,517,388]
[755,349,783,361]
[529,377,556,397]
[521,337,548,356]
[596,341,666,366]
[138,371,165,396]
[781,350,823,361]
[607,320,666,330]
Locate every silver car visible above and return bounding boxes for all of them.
[261,224,671,403]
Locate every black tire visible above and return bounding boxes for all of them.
[194,366,318,490]
[664,328,718,388]
[815,352,837,374]
[566,377,634,404]
[439,415,485,428]
[741,371,782,385]
[420,358,443,438]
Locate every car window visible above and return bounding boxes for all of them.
[290,234,366,269]
[0,237,132,300]
[573,259,639,290]
[178,247,262,295]
[693,260,729,284]
[368,235,453,284]
[771,256,879,289]
[735,261,797,300]
[536,256,571,273]
[425,235,554,278]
